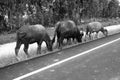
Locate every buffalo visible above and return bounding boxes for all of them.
[15,24,53,59]
[85,21,108,40]
[52,20,83,49]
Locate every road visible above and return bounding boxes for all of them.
[0,32,120,80]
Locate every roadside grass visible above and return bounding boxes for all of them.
[0,28,55,45]
[78,18,120,31]
[0,33,16,44]
[0,18,120,45]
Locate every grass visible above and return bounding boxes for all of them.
[0,18,120,45]
[0,33,16,44]
[0,28,55,45]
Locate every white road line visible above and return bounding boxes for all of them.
[13,37,120,80]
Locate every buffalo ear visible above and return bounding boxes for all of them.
[52,36,55,44]
[17,32,26,38]
[104,29,108,36]
[79,29,84,36]
[81,32,84,37]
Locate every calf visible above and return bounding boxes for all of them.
[85,21,108,40]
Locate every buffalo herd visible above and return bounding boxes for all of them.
[15,20,108,60]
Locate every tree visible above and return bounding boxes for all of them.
[106,0,119,18]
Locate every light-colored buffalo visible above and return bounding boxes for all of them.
[85,21,108,40]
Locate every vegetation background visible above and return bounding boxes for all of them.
[0,0,120,44]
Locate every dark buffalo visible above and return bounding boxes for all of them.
[85,21,108,40]
[15,24,53,58]
[52,20,83,49]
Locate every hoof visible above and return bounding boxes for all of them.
[58,46,62,50]
[16,56,20,61]
[26,55,30,58]
[37,51,41,55]
[84,39,86,42]
[43,50,47,54]
[68,42,72,45]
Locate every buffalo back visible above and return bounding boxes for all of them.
[87,21,103,32]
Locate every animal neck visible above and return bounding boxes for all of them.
[44,33,52,51]
[101,28,107,36]
[44,33,51,45]
[45,33,51,42]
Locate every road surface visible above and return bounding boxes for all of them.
[0,32,120,80]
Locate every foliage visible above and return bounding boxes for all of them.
[0,0,119,33]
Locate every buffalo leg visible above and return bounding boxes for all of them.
[85,32,89,42]
[57,38,61,49]
[59,37,63,49]
[89,32,92,40]
[24,43,29,58]
[57,37,60,49]
[67,38,72,45]
[95,32,98,39]
[37,41,42,54]
[15,41,22,56]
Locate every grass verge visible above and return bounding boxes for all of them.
[0,18,120,45]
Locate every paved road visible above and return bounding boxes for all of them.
[0,33,120,80]
[22,34,120,80]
